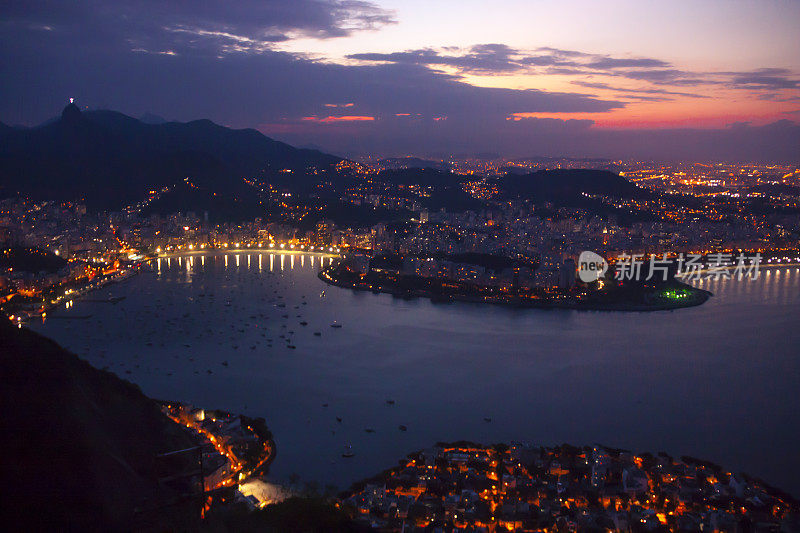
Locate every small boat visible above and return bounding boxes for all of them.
[320,291,326,298]
[484,417,492,423]
[365,428,375,434]
[330,322,342,328]
[342,446,355,458]
[314,332,322,336]
[300,321,308,326]
[385,399,395,405]
[221,361,229,366]
[398,425,407,432]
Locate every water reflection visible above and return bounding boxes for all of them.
[32,262,800,497]
[156,252,334,279]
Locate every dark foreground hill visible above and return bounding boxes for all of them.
[0,319,201,530]
[0,104,342,209]
[0,319,368,531]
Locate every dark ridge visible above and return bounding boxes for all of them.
[140,181,277,223]
[61,102,82,123]
[138,112,168,125]
[496,168,649,201]
[0,319,200,530]
[374,168,484,211]
[0,246,67,273]
[378,157,450,171]
[0,106,343,209]
[376,167,463,188]
[0,120,15,135]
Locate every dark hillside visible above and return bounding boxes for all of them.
[496,168,650,202]
[0,105,342,209]
[0,320,200,530]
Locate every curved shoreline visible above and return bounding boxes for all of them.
[154,249,339,259]
[319,267,711,312]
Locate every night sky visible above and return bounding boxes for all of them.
[2,0,799,159]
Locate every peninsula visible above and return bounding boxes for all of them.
[319,252,711,312]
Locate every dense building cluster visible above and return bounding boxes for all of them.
[342,443,799,532]
[2,158,798,320]
[329,160,800,279]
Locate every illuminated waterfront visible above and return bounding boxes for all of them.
[30,253,800,496]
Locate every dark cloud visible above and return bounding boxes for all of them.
[519,56,581,67]
[275,112,800,163]
[348,45,800,100]
[729,68,799,89]
[613,69,688,82]
[0,29,623,127]
[1,4,797,161]
[1,0,397,56]
[585,57,670,69]
[349,45,675,76]
[611,66,800,91]
[665,78,725,87]
[544,67,598,76]
[758,93,800,102]
[570,81,710,99]
[349,44,522,74]
[617,95,672,102]
[353,45,800,100]
[589,120,800,162]
[534,47,593,58]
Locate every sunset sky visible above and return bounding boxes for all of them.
[2,0,799,159]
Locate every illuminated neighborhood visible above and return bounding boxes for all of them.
[342,442,798,532]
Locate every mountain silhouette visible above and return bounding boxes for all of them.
[138,112,168,125]
[0,318,200,530]
[0,104,342,209]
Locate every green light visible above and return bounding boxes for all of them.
[662,289,689,299]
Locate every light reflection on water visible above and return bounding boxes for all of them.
[32,255,800,495]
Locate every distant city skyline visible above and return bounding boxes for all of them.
[2,0,799,160]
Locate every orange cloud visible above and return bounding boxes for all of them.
[302,115,375,123]
[509,92,794,129]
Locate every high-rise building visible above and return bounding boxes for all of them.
[559,258,576,289]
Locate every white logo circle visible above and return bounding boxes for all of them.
[577,251,608,282]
